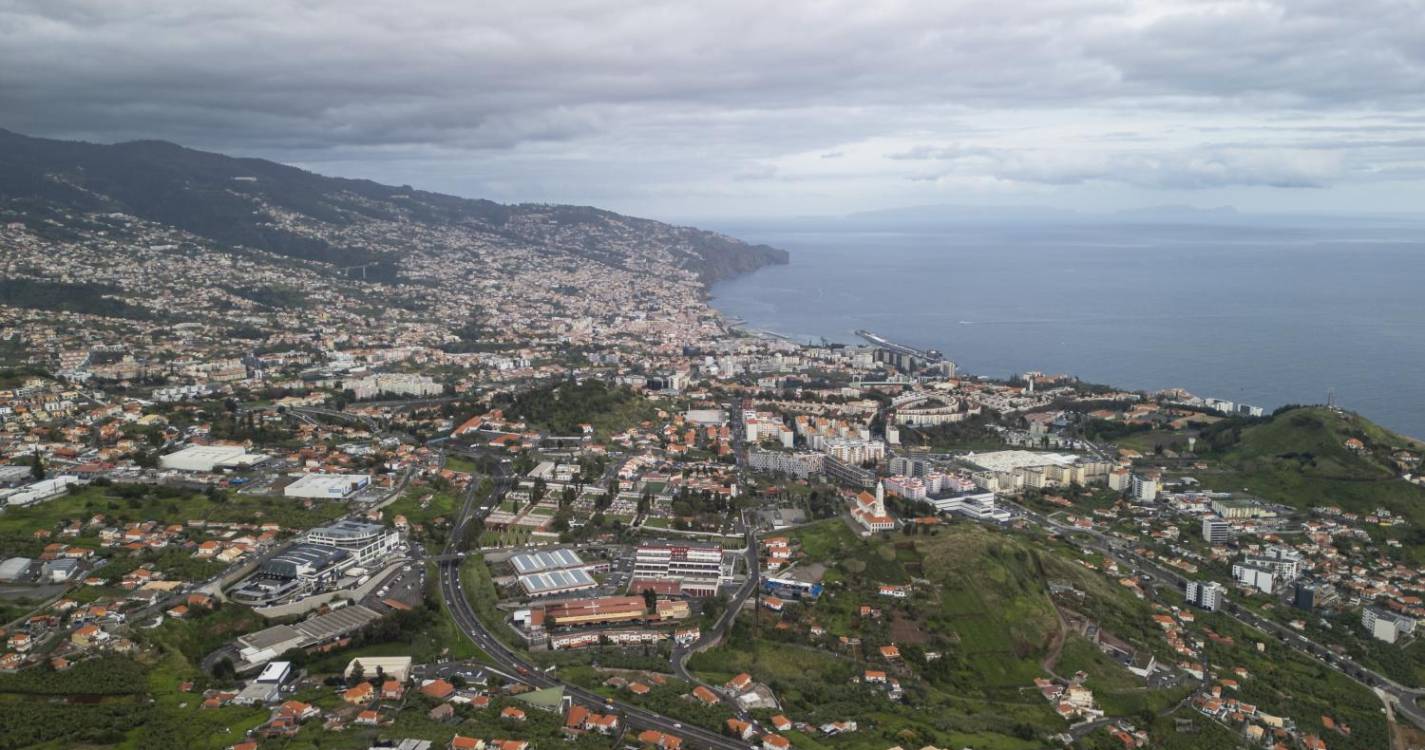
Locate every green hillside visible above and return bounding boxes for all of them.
[1198,406,1425,554]
[1206,406,1422,480]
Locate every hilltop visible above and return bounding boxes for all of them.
[1204,405,1425,481]
[1197,406,1425,538]
[0,128,787,286]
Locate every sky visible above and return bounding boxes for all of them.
[2,0,1424,222]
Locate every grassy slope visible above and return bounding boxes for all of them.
[1198,407,1425,541]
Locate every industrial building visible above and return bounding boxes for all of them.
[160,445,269,472]
[283,473,371,499]
[0,556,32,582]
[235,604,382,668]
[510,548,586,576]
[0,476,80,508]
[519,568,598,598]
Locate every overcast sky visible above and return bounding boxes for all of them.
[3,0,1424,221]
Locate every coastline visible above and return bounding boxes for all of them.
[708,246,1425,442]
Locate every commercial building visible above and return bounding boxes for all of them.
[305,520,402,566]
[160,445,269,472]
[1202,518,1232,544]
[231,544,351,604]
[1186,580,1225,612]
[1363,606,1417,644]
[931,491,1011,522]
[284,473,371,499]
[633,543,726,596]
[542,596,647,628]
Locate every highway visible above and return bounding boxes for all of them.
[433,443,755,750]
[1002,497,1425,730]
[438,554,754,750]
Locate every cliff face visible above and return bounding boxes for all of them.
[0,128,787,286]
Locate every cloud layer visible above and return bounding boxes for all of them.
[3,0,1424,217]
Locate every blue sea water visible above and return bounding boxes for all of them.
[709,221,1425,439]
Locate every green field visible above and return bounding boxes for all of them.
[0,484,345,558]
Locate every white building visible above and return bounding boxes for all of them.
[1363,606,1417,644]
[1202,518,1232,544]
[305,520,401,566]
[1231,564,1276,594]
[160,445,269,472]
[0,475,80,507]
[284,473,371,499]
[1186,580,1225,612]
[747,449,824,479]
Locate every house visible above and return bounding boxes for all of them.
[637,729,683,749]
[771,715,793,732]
[342,681,374,704]
[628,682,651,695]
[880,644,900,660]
[501,706,526,721]
[381,679,405,700]
[864,670,887,684]
[762,733,792,750]
[277,700,320,721]
[355,709,380,726]
[692,685,720,705]
[726,719,756,740]
[428,703,455,721]
[726,672,753,692]
[420,679,456,699]
[449,736,483,750]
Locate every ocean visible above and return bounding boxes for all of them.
[708,221,1425,439]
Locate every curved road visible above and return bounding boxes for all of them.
[1006,497,1425,730]
[434,445,754,750]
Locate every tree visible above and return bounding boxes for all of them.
[29,449,44,481]
[348,660,364,686]
[642,587,657,613]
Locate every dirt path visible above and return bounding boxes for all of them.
[1040,605,1069,678]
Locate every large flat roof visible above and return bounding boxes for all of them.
[510,548,583,575]
[519,567,596,594]
[964,450,1081,472]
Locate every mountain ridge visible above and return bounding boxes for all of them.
[0,128,788,286]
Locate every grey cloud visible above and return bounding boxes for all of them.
[2,0,1424,215]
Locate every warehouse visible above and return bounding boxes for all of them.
[510,548,585,576]
[519,567,598,598]
[0,557,32,582]
[284,473,371,499]
[160,445,269,472]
